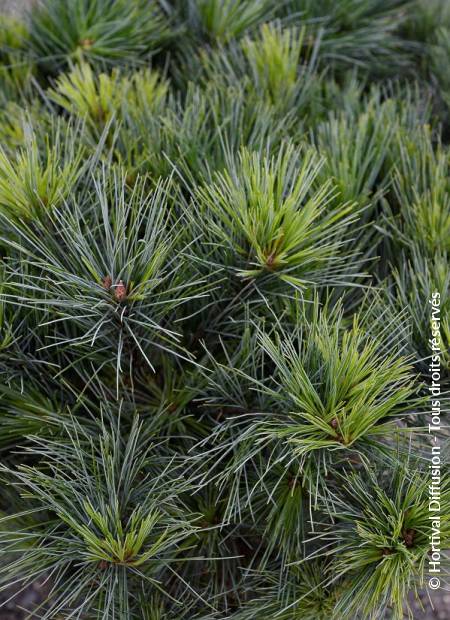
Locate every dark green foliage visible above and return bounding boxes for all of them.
[28,0,174,73]
[1,174,210,389]
[300,0,414,73]
[195,301,419,529]
[314,458,450,619]
[0,416,201,618]
[168,0,277,43]
[0,0,449,618]
[192,143,362,293]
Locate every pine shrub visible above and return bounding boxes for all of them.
[0,1,448,618]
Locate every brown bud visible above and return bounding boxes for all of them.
[114,280,127,302]
[98,560,109,570]
[330,417,339,429]
[287,475,297,489]
[403,528,415,548]
[80,38,94,49]
[265,252,278,270]
[102,275,112,290]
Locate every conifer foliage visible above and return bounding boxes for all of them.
[0,0,449,618]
